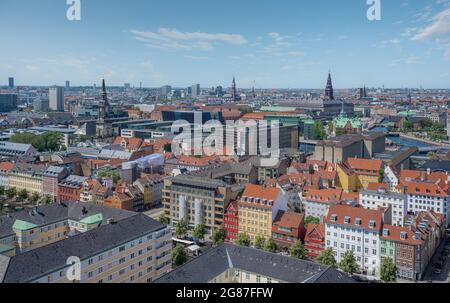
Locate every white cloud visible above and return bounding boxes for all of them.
[26,65,40,71]
[130,28,247,51]
[412,8,450,40]
[287,51,305,57]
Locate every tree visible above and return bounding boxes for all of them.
[339,251,359,275]
[212,225,227,246]
[314,121,326,140]
[193,224,206,241]
[42,195,52,205]
[290,241,308,260]
[380,257,396,283]
[172,245,188,268]
[304,216,321,226]
[163,143,172,153]
[30,192,40,204]
[378,169,385,183]
[6,187,17,199]
[236,233,251,247]
[10,131,62,152]
[158,214,170,225]
[264,237,278,253]
[254,236,266,249]
[17,189,29,202]
[0,186,4,196]
[175,220,188,238]
[317,248,337,267]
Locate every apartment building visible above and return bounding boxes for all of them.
[0,203,172,283]
[360,188,407,226]
[133,174,166,209]
[337,158,384,192]
[324,205,390,277]
[0,162,14,189]
[8,163,47,194]
[238,184,287,242]
[57,175,87,202]
[224,201,239,242]
[302,188,343,221]
[42,166,69,200]
[405,181,450,225]
[380,211,444,281]
[162,175,235,235]
[272,211,305,248]
[304,223,325,258]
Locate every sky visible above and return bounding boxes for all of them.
[0,0,450,88]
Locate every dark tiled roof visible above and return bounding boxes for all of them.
[154,244,356,283]
[0,202,137,238]
[2,214,165,283]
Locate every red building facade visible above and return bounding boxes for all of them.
[272,211,306,248]
[304,223,325,258]
[224,201,239,242]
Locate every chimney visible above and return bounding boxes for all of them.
[107,218,115,225]
[427,168,431,176]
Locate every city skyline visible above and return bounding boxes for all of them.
[1,0,450,88]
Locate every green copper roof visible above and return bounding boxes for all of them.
[260,106,297,112]
[12,219,38,231]
[79,213,103,225]
[333,115,362,128]
[398,110,416,117]
[303,119,315,125]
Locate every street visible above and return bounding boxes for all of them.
[422,231,450,283]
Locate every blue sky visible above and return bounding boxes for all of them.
[1,0,450,88]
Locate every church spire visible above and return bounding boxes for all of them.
[325,72,334,100]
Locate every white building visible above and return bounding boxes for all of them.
[324,205,389,277]
[49,86,64,112]
[360,188,407,226]
[405,181,450,226]
[302,188,343,221]
[383,166,399,190]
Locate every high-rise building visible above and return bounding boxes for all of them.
[33,98,49,112]
[49,86,64,112]
[161,85,172,96]
[324,73,334,100]
[65,81,70,89]
[0,94,18,112]
[231,77,239,101]
[8,77,14,89]
[192,84,201,97]
[124,83,131,89]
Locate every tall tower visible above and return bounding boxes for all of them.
[99,78,109,120]
[324,72,334,101]
[231,76,237,101]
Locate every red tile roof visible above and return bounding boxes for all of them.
[242,184,281,202]
[325,205,384,231]
[272,211,304,229]
[346,158,383,172]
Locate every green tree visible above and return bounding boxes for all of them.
[42,195,52,205]
[17,189,29,202]
[6,187,17,198]
[264,238,278,253]
[193,224,206,240]
[10,131,62,152]
[172,245,188,268]
[163,143,172,153]
[254,236,266,249]
[236,233,251,247]
[212,225,227,246]
[378,169,385,183]
[339,251,359,275]
[97,168,121,184]
[314,121,326,140]
[0,186,5,196]
[317,248,337,267]
[304,216,321,226]
[30,192,40,204]
[290,241,308,260]
[158,214,170,225]
[175,220,189,239]
[380,257,397,283]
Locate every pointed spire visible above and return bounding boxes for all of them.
[325,72,334,100]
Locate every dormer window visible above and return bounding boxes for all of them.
[383,228,390,236]
[400,232,407,240]
[369,220,376,228]
[355,218,362,226]
[331,214,338,222]
[344,216,351,224]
